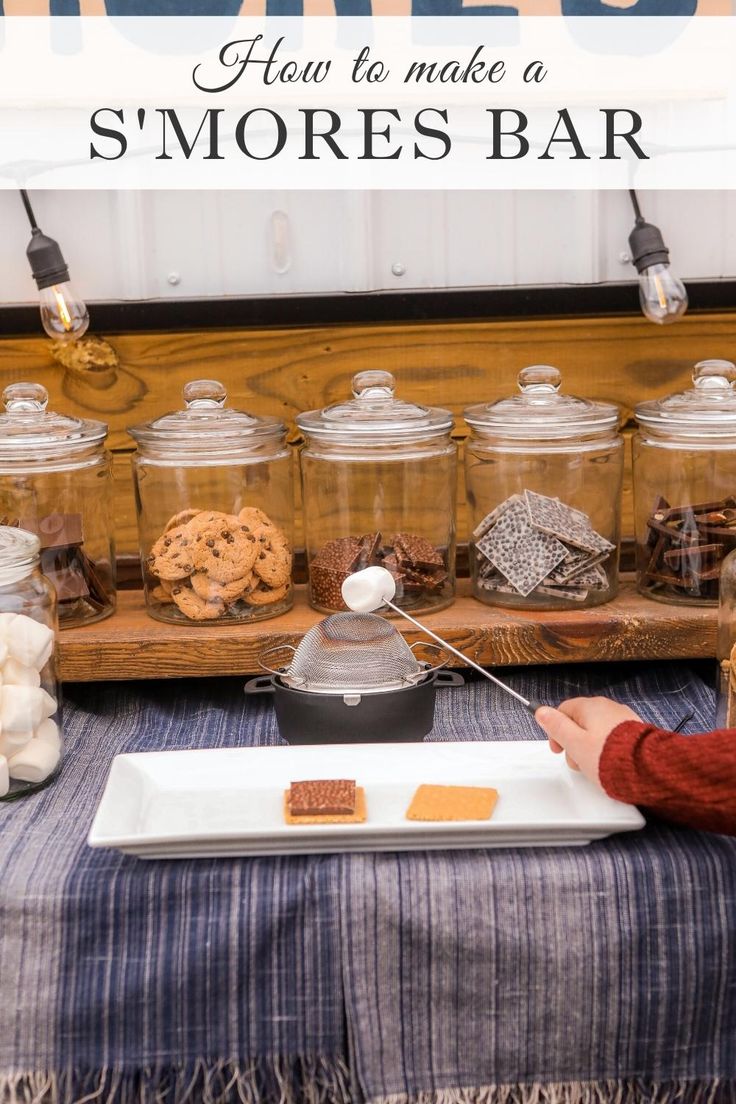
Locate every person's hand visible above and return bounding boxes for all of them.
[534,697,642,787]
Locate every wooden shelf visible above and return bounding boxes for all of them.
[58,581,717,682]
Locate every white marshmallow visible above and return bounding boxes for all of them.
[0,640,8,667]
[8,738,60,784]
[2,658,40,688]
[0,730,33,758]
[39,688,57,719]
[0,686,46,732]
[6,615,55,672]
[0,613,18,641]
[0,754,8,798]
[341,566,397,613]
[36,718,61,753]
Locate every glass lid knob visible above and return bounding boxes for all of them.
[692,359,736,390]
[352,371,395,400]
[2,382,49,413]
[517,365,562,394]
[183,379,228,409]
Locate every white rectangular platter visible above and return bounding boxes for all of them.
[88,741,645,859]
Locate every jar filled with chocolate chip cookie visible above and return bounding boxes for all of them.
[0,383,115,627]
[128,380,293,624]
[633,359,736,606]
[464,366,623,611]
[297,371,456,615]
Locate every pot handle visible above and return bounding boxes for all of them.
[434,670,465,688]
[244,675,276,696]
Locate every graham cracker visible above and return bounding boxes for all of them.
[406,784,498,822]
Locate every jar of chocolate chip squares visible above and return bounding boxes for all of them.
[464,366,623,611]
[297,371,456,614]
[633,359,736,606]
[128,380,293,624]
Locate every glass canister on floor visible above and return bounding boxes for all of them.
[128,380,293,624]
[0,383,115,627]
[633,360,736,606]
[297,371,457,615]
[0,527,62,801]
[464,366,623,611]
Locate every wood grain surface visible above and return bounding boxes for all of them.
[2,311,734,556]
[58,580,716,681]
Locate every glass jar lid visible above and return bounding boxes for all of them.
[635,360,736,436]
[296,371,453,444]
[128,379,286,454]
[463,366,619,440]
[0,383,107,459]
[0,526,40,586]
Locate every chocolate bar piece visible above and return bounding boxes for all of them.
[356,531,382,569]
[310,531,448,611]
[288,779,356,817]
[663,543,724,569]
[20,512,83,549]
[642,494,736,599]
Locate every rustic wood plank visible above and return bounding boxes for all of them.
[58,580,716,682]
[2,312,734,555]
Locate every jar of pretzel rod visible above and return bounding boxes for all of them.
[633,360,736,606]
[128,380,293,625]
[464,366,623,611]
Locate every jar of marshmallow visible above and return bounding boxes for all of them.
[0,527,61,802]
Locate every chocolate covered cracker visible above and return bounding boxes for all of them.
[288,779,356,816]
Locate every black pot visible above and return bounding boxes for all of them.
[244,670,464,745]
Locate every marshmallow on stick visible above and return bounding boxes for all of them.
[340,566,397,613]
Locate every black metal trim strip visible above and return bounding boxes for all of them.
[1,280,735,335]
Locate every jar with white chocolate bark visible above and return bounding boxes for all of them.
[464,366,623,611]
[0,527,61,802]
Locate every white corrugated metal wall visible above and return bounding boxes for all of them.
[1,190,733,306]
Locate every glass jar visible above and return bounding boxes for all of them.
[717,548,736,727]
[297,371,456,615]
[464,366,623,611]
[128,380,293,624]
[633,360,736,606]
[0,527,62,802]
[0,383,115,628]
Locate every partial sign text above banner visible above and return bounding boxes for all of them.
[1,16,735,188]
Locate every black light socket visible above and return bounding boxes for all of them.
[26,227,70,291]
[628,219,670,274]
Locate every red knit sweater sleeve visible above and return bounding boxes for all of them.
[598,720,736,836]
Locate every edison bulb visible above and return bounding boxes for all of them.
[637,263,688,326]
[38,282,89,343]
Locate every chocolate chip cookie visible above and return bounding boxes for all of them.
[189,512,259,585]
[148,523,197,581]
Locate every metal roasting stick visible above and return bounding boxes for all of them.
[382,597,543,715]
